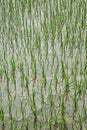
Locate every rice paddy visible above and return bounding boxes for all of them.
[0,0,87,130]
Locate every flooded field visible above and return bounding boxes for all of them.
[0,0,87,130]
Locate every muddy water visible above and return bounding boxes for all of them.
[0,1,87,130]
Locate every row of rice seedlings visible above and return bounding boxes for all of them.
[0,2,86,128]
[4,0,37,129]
[59,29,86,127]
[14,5,40,127]
[18,0,86,128]
[0,1,67,125]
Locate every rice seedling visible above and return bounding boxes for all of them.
[0,0,87,129]
[54,67,58,93]
[25,75,29,97]
[32,58,37,82]
[19,61,25,88]
[78,114,83,130]
[0,107,5,130]
[30,90,38,129]
[42,63,47,92]
[61,95,66,124]
[10,55,16,99]
[72,87,78,119]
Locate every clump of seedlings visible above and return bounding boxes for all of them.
[0,0,86,129]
